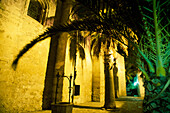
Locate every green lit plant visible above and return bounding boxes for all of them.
[136,0,170,112]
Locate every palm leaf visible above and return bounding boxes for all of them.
[12,18,107,69]
[69,31,85,63]
[117,43,127,57]
[12,0,141,70]
[78,44,85,60]
[73,0,144,37]
[137,0,169,77]
[69,36,77,62]
[12,27,58,70]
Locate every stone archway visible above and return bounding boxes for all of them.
[27,0,48,25]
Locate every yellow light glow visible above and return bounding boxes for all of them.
[109,50,114,62]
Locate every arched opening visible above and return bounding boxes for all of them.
[27,0,47,25]
[126,76,139,97]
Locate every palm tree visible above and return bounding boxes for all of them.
[90,33,117,108]
[12,0,169,112]
[136,0,170,112]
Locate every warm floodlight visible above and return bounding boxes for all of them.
[109,50,114,62]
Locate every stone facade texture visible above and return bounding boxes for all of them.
[64,39,93,104]
[0,0,52,112]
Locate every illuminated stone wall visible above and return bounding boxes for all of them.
[116,53,127,96]
[0,0,54,112]
[92,52,105,102]
[74,48,92,104]
[64,39,93,104]
[92,56,101,102]
[91,47,126,102]
[138,72,145,98]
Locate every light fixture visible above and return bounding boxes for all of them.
[109,50,114,62]
[133,79,139,86]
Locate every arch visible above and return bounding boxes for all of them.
[27,0,49,25]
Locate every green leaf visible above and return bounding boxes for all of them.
[142,13,154,20]
[145,0,152,2]
[143,6,153,13]
[160,22,170,32]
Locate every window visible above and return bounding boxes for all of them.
[74,85,80,96]
[27,0,46,25]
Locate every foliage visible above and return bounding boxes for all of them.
[136,0,170,112]
[14,0,145,66]
[69,31,85,63]
[136,0,169,79]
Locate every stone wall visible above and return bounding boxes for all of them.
[137,72,145,98]
[0,0,51,112]
[72,45,92,104]
[116,53,127,96]
[92,48,126,102]
[92,56,101,102]
[63,39,92,104]
[92,53,105,102]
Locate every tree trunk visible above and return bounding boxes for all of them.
[42,0,71,109]
[143,75,170,113]
[104,51,116,109]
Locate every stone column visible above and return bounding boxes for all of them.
[137,72,145,98]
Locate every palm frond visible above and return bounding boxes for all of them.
[12,28,57,70]
[73,0,143,37]
[117,43,127,57]
[69,31,85,62]
[138,0,169,77]
[91,33,102,57]
[69,36,77,62]
[12,17,107,69]
[78,44,85,60]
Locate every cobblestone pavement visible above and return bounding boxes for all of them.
[28,96,143,113]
